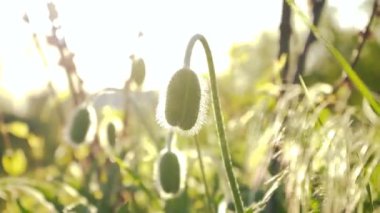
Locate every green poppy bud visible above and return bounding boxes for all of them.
[129,55,145,86]
[66,105,97,146]
[155,148,186,199]
[99,118,123,153]
[160,151,180,193]
[157,68,208,135]
[107,122,116,147]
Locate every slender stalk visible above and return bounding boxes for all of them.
[334,0,378,91]
[293,0,326,83]
[194,135,215,213]
[184,34,244,213]
[46,1,83,106]
[166,131,174,152]
[366,184,374,212]
[62,53,80,106]
[278,0,292,83]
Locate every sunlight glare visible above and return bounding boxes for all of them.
[0,0,368,102]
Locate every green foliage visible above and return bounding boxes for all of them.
[287,0,380,114]
[1,1,380,212]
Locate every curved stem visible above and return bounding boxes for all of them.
[194,135,215,213]
[184,34,244,213]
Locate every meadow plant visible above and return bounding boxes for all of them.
[1,1,380,212]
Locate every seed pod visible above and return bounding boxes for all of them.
[67,105,97,146]
[158,68,207,135]
[155,148,186,199]
[129,55,145,86]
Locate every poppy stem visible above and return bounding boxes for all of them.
[184,34,244,213]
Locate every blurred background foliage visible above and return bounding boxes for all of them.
[0,0,380,212]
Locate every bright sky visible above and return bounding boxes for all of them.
[0,0,369,106]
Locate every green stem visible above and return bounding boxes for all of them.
[166,131,174,152]
[366,184,374,212]
[194,135,215,213]
[184,34,244,213]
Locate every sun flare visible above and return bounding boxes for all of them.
[0,0,367,101]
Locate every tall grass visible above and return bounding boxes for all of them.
[245,81,380,212]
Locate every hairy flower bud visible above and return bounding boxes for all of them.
[157,68,208,135]
[154,148,186,199]
[160,151,180,193]
[99,118,123,153]
[66,105,97,146]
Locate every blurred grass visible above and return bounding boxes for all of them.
[286,0,380,115]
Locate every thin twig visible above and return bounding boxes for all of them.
[22,13,66,124]
[193,135,215,213]
[278,0,292,83]
[293,0,326,83]
[46,2,84,106]
[333,0,379,91]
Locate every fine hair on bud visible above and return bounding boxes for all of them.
[129,55,146,86]
[66,105,97,146]
[154,147,186,199]
[99,117,123,153]
[157,68,208,135]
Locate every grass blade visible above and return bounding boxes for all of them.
[286,0,380,114]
